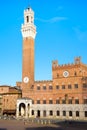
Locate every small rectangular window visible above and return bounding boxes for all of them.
[68,85,72,89]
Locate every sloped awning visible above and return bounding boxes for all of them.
[3,110,16,114]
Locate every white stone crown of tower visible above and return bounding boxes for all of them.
[21,7,36,39]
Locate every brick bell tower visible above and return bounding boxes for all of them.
[21,7,36,97]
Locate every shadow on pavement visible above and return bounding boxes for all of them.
[53,120,87,130]
[26,126,63,130]
[0,129,7,130]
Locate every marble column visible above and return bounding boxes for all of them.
[73,111,76,120]
[46,110,49,117]
[80,111,84,120]
[35,110,37,118]
[66,111,69,119]
[40,110,43,117]
[29,108,32,117]
[53,111,56,117]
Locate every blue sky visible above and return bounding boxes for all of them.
[0,0,87,86]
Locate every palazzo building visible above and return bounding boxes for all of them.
[16,7,87,120]
[0,7,87,120]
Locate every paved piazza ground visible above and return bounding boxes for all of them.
[0,119,87,130]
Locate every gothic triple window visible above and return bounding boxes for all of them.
[75,99,79,104]
[56,99,60,104]
[43,86,46,90]
[49,100,53,104]
[43,100,46,104]
[56,85,59,89]
[83,83,87,88]
[68,84,72,89]
[37,100,40,104]
[68,99,72,104]
[62,85,65,89]
[37,86,40,90]
[62,99,66,104]
[74,84,78,88]
[84,99,87,104]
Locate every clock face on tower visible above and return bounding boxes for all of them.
[23,77,29,83]
[63,71,69,77]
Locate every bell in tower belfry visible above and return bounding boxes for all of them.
[21,7,36,96]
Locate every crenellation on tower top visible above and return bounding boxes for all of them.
[24,7,34,24]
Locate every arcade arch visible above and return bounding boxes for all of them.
[16,98,32,118]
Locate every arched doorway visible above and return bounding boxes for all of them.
[69,111,72,117]
[37,110,40,117]
[19,103,26,117]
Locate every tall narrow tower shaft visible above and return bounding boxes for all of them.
[21,7,36,95]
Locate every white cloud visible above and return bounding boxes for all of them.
[35,16,67,23]
[73,27,87,43]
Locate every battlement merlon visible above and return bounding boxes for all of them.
[52,60,58,68]
[52,57,87,70]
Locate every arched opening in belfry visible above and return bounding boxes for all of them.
[19,103,26,116]
[26,16,29,23]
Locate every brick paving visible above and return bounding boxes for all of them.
[0,119,87,130]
